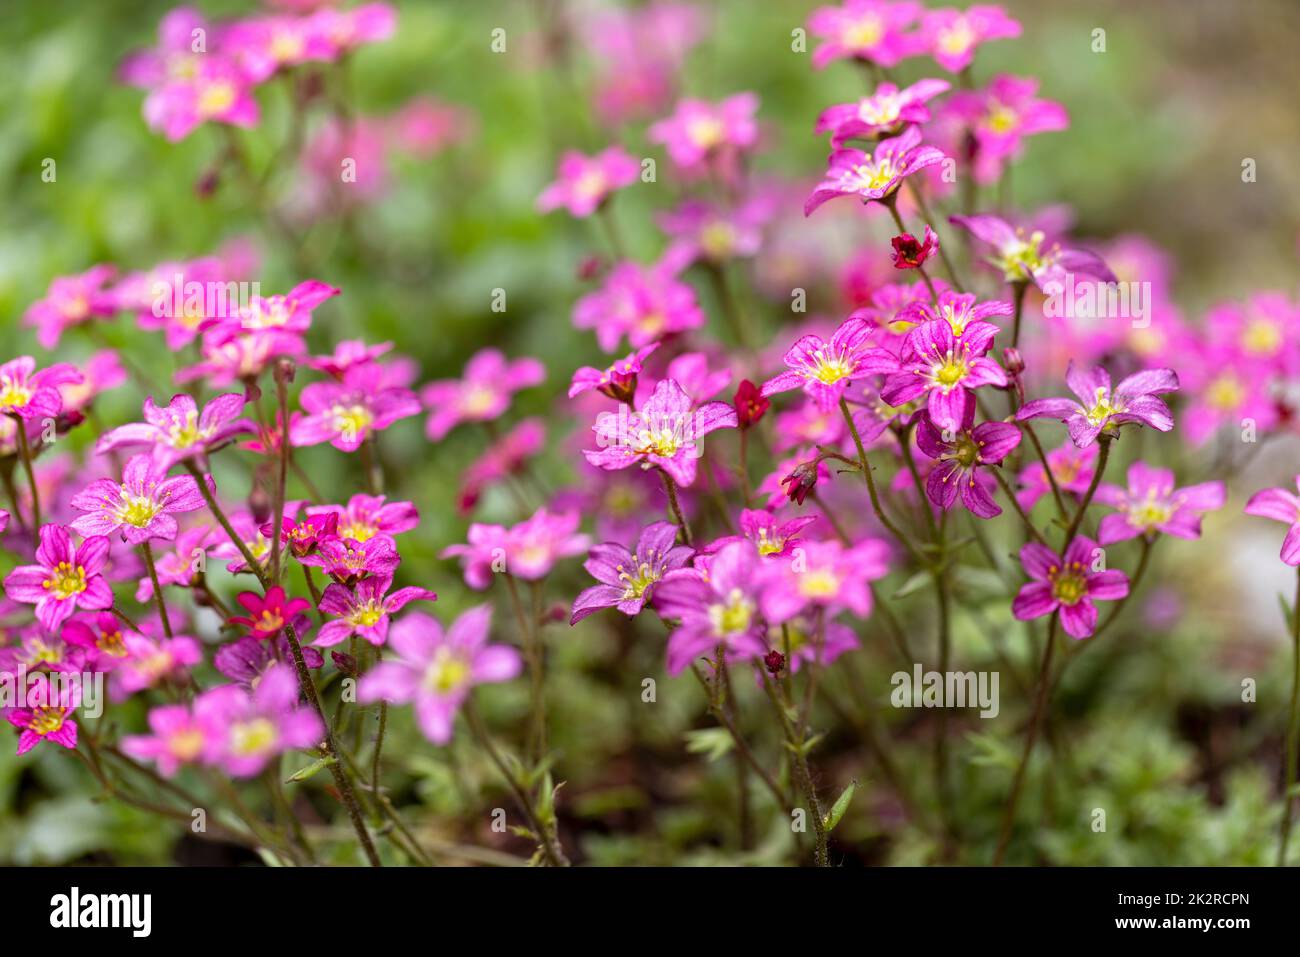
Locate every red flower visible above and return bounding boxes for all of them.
[734,379,770,428]
[890,224,939,270]
[229,586,313,639]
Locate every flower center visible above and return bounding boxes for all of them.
[952,434,980,468]
[1085,387,1124,426]
[755,527,785,556]
[350,603,385,628]
[424,649,471,694]
[258,609,285,632]
[231,717,278,756]
[859,94,902,126]
[1242,318,1282,357]
[995,231,1046,281]
[635,423,683,458]
[338,519,378,543]
[332,403,374,438]
[931,354,969,390]
[799,569,841,599]
[851,159,898,192]
[1206,374,1245,411]
[1049,563,1088,605]
[170,727,205,762]
[42,562,87,600]
[700,222,736,258]
[168,410,204,448]
[574,169,608,200]
[708,589,754,636]
[687,116,725,149]
[938,20,976,55]
[811,348,854,385]
[29,706,66,735]
[0,377,33,410]
[843,16,883,49]
[116,491,162,528]
[98,630,128,657]
[198,80,236,117]
[984,104,1019,134]
[1127,490,1174,530]
[460,386,498,416]
[617,559,661,600]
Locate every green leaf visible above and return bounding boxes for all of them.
[286,756,337,783]
[966,731,1019,772]
[824,781,856,832]
[684,727,734,762]
[892,570,931,600]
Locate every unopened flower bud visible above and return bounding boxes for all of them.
[734,379,770,429]
[781,460,820,505]
[764,650,786,676]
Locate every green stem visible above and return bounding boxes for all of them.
[140,541,173,638]
[839,398,921,563]
[658,467,694,547]
[12,418,40,545]
[504,575,546,762]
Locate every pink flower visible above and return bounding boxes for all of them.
[24,265,118,348]
[653,541,769,675]
[134,525,215,600]
[214,635,323,691]
[115,633,203,697]
[263,511,339,560]
[805,126,947,215]
[420,349,545,442]
[5,673,81,755]
[1016,363,1179,448]
[761,316,897,411]
[1095,463,1224,546]
[460,418,546,512]
[306,494,418,544]
[950,213,1117,289]
[504,508,591,580]
[880,318,1006,432]
[58,350,128,413]
[920,6,1021,73]
[224,14,334,83]
[440,523,510,590]
[291,362,421,451]
[3,525,113,631]
[537,146,640,218]
[145,56,261,143]
[314,576,437,648]
[570,521,693,624]
[69,454,210,544]
[1016,441,1098,511]
[705,510,820,559]
[176,329,305,387]
[0,357,82,420]
[584,378,738,487]
[915,407,1021,518]
[760,538,890,624]
[569,343,660,402]
[815,79,951,145]
[96,393,254,468]
[1244,476,1300,566]
[229,586,313,640]
[1011,537,1130,639]
[657,195,774,264]
[300,536,400,586]
[212,280,340,341]
[945,75,1068,184]
[306,339,394,379]
[358,606,522,745]
[121,704,210,777]
[308,3,396,56]
[63,612,134,671]
[897,289,1010,337]
[649,93,759,170]
[573,257,706,352]
[807,0,925,69]
[195,665,324,777]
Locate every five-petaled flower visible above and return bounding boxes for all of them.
[538,146,640,217]
[69,454,210,544]
[815,79,950,145]
[881,318,1006,432]
[761,316,898,411]
[1095,462,1225,545]
[95,393,254,469]
[229,586,313,639]
[585,378,738,487]
[314,576,438,647]
[915,406,1022,518]
[3,525,114,632]
[1016,362,1179,448]
[1011,536,1129,639]
[804,126,946,215]
[653,541,769,675]
[570,521,693,624]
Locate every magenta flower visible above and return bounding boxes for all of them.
[920,6,1021,73]
[573,257,706,352]
[59,350,128,413]
[135,524,214,601]
[815,79,950,145]
[1244,476,1300,566]
[950,213,1117,289]
[570,521,693,624]
[915,407,1021,518]
[504,508,591,581]
[221,279,340,339]
[537,146,640,217]
[760,538,890,624]
[300,535,401,586]
[460,419,546,511]
[358,606,523,745]
[805,126,946,215]
[95,393,254,468]
[69,454,209,544]
[1011,537,1129,639]
[121,704,210,777]
[420,348,545,442]
[1016,363,1179,448]
[308,3,397,56]
[307,494,418,544]
[63,612,133,671]
[24,265,118,348]
[654,541,769,675]
[760,316,897,411]
[115,633,203,697]
[807,0,925,69]
[176,329,305,388]
[1095,463,1225,546]
[0,628,85,675]
[890,225,941,270]
[1016,441,1098,511]
[314,576,437,648]
[3,525,113,631]
[880,318,1006,432]
[584,378,738,487]
[307,339,395,379]
[5,673,81,755]
[706,509,820,559]
[263,512,339,560]
[899,289,1011,339]
[194,665,324,778]
[648,93,759,169]
[211,510,274,576]
[224,15,334,83]
[658,195,774,264]
[569,343,659,401]
[229,586,313,640]
[291,362,421,452]
[0,356,82,420]
[945,75,1068,184]
[148,56,261,143]
[215,636,323,692]
[441,522,510,590]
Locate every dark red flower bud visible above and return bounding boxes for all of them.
[890,225,939,270]
[331,651,358,678]
[734,379,770,429]
[577,255,606,282]
[780,460,819,505]
[599,369,638,405]
[764,650,786,676]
